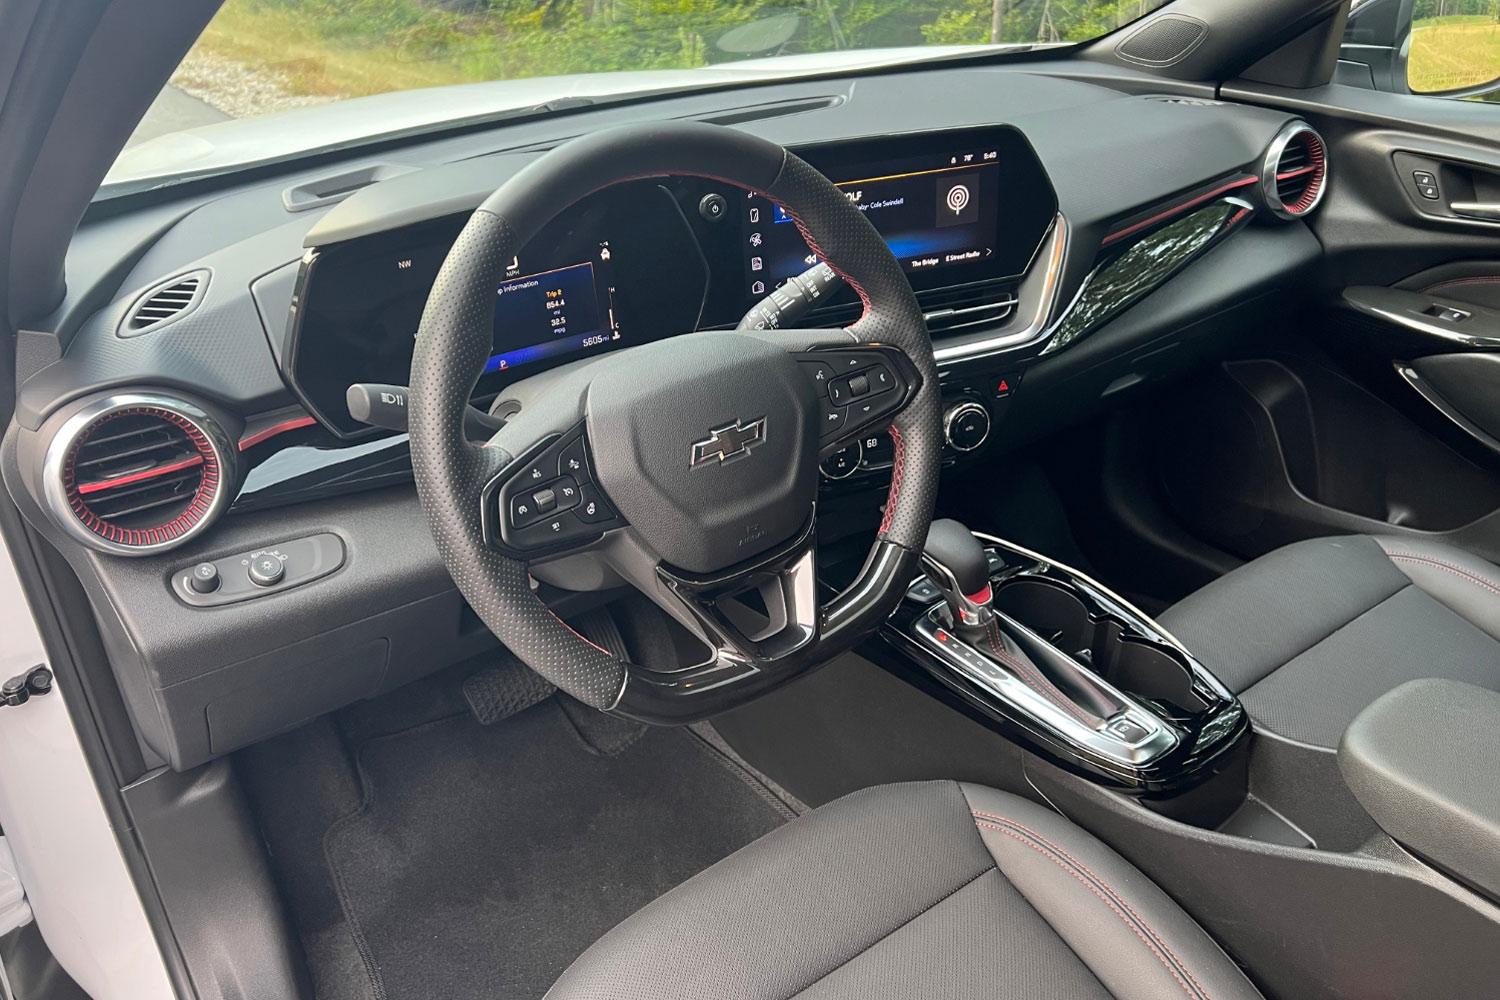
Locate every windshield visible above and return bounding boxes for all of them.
[112,0,1170,189]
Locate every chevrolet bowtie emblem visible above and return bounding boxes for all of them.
[690,416,767,467]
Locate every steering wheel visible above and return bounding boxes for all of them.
[409,121,940,722]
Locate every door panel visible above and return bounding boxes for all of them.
[1170,64,1500,558]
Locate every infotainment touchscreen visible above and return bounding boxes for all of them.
[743,136,1004,298]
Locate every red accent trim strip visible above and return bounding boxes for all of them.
[1101,174,1258,247]
[1275,165,1316,182]
[77,454,204,495]
[238,415,316,451]
[965,583,993,605]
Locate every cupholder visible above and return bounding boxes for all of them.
[1111,638,1207,715]
[992,576,1207,715]
[991,578,1093,650]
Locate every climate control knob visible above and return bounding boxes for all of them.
[819,440,863,480]
[943,401,991,452]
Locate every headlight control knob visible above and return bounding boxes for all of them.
[943,401,990,452]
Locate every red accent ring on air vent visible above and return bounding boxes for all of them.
[1261,122,1328,221]
[44,395,233,555]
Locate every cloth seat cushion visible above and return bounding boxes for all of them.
[546,780,1261,1000]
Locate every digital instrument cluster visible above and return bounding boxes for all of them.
[284,127,1057,438]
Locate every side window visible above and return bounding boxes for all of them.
[1341,0,1500,101]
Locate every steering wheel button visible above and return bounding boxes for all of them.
[820,403,847,437]
[512,511,595,549]
[828,377,854,406]
[554,478,581,509]
[799,360,836,391]
[510,493,545,527]
[557,437,589,480]
[867,365,896,395]
[575,485,616,524]
[532,487,558,513]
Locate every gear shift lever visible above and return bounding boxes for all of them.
[921,519,995,632]
[919,519,1122,726]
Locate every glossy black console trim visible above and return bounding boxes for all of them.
[879,535,1247,794]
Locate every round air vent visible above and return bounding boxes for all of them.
[43,394,233,556]
[1260,122,1328,221]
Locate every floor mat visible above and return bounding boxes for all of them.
[323,697,793,1000]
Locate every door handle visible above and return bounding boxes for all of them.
[1449,201,1500,221]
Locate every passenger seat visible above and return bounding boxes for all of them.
[1159,535,1500,749]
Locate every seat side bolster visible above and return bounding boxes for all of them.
[959,783,1263,1000]
[1374,536,1500,642]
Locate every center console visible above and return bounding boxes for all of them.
[884,521,1247,793]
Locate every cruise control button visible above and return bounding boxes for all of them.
[512,511,594,548]
[554,477,581,510]
[575,484,616,524]
[557,437,588,479]
[510,493,545,527]
[518,461,548,485]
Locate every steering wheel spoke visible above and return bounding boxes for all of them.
[656,513,820,667]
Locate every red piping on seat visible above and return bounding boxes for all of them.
[972,812,1212,1000]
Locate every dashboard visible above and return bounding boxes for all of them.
[1,60,1327,771]
[285,126,1058,438]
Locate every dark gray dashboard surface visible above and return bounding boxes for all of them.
[4,55,1310,772]
[17,62,1293,430]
